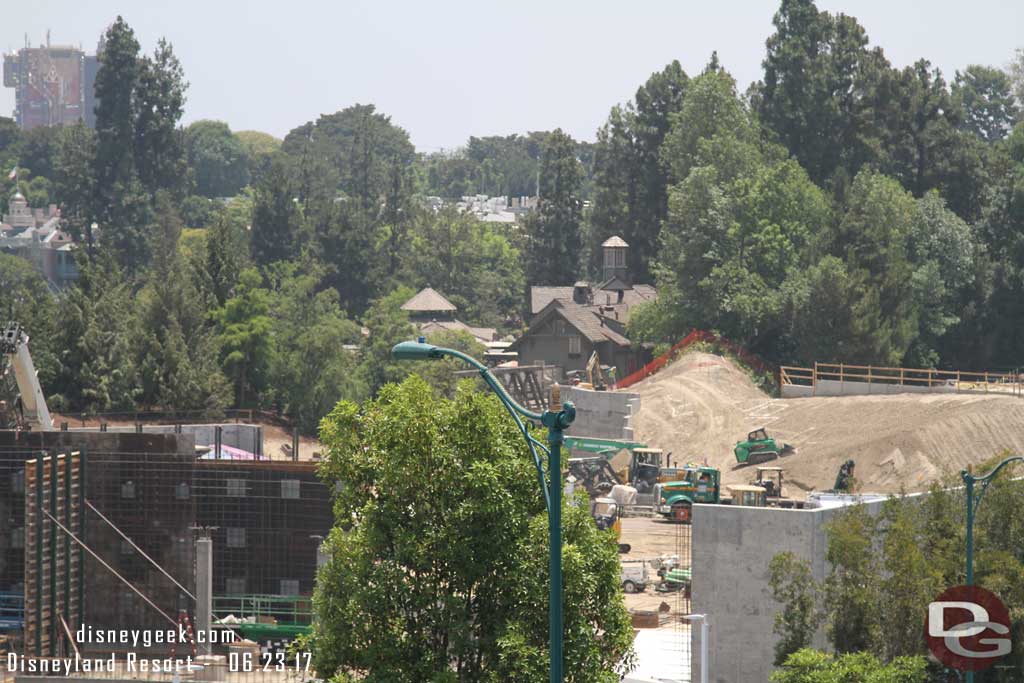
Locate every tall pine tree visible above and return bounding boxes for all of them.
[523,129,583,286]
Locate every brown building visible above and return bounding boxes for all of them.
[401,287,498,345]
[517,236,655,378]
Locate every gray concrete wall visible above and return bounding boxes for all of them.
[68,423,262,454]
[691,498,890,683]
[782,378,957,398]
[561,385,640,442]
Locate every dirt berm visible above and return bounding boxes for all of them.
[630,352,1024,497]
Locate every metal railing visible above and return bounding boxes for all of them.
[780,362,1022,396]
[212,595,312,625]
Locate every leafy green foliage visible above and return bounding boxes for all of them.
[770,649,927,683]
[186,120,251,197]
[768,473,1024,673]
[312,376,634,682]
[768,552,822,665]
[523,129,583,286]
[214,268,273,407]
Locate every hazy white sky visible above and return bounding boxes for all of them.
[2,1,1021,151]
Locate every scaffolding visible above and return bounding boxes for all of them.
[0,444,333,656]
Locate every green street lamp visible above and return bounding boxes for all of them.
[392,340,575,683]
[960,456,1024,683]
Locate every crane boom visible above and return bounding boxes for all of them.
[1,322,53,430]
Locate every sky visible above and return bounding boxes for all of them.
[2,1,1021,151]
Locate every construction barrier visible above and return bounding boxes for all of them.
[614,330,771,390]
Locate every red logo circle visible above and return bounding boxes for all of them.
[926,585,1011,672]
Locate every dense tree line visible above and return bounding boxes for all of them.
[2,3,1023,433]
[607,0,1024,372]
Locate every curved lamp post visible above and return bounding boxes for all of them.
[392,340,575,683]
[960,456,1024,683]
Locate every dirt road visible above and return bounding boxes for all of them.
[631,352,1024,496]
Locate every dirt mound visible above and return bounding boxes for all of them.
[630,352,1024,496]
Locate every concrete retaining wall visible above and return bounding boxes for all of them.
[691,497,891,683]
[782,378,957,398]
[67,423,262,454]
[559,385,640,442]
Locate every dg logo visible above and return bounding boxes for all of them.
[926,585,1012,672]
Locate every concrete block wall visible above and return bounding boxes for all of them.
[691,498,890,683]
[559,385,640,441]
[68,423,262,454]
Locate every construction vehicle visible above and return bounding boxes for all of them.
[591,496,630,553]
[620,559,651,594]
[653,465,722,523]
[569,351,610,390]
[568,457,623,498]
[655,567,692,595]
[733,427,794,466]
[729,484,768,507]
[833,459,856,492]
[0,322,53,430]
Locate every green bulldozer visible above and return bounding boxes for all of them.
[733,427,795,467]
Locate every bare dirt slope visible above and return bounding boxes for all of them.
[630,352,1024,496]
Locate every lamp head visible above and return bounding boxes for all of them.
[391,340,443,361]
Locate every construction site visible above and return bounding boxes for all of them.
[4,316,1024,683]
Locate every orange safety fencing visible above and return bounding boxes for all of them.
[614,330,772,390]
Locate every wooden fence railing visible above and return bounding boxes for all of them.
[780,362,1022,396]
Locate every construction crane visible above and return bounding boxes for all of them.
[0,322,53,430]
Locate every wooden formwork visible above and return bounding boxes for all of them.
[24,451,82,657]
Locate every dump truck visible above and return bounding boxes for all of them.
[653,465,722,523]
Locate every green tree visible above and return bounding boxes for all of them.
[214,267,273,407]
[768,552,822,666]
[49,253,140,412]
[91,16,151,270]
[586,61,689,281]
[265,262,364,431]
[201,208,251,307]
[770,649,927,683]
[662,67,753,184]
[283,103,415,206]
[135,193,229,411]
[0,254,59,392]
[756,0,882,184]
[823,504,882,654]
[52,123,97,243]
[186,120,251,197]
[358,286,417,394]
[249,152,306,268]
[134,38,188,197]
[523,129,583,286]
[403,208,525,326]
[312,376,634,682]
[234,130,281,180]
[18,125,60,180]
[827,170,920,365]
[953,64,1020,142]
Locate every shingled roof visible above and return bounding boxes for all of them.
[511,300,631,350]
[401,287,457,313]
